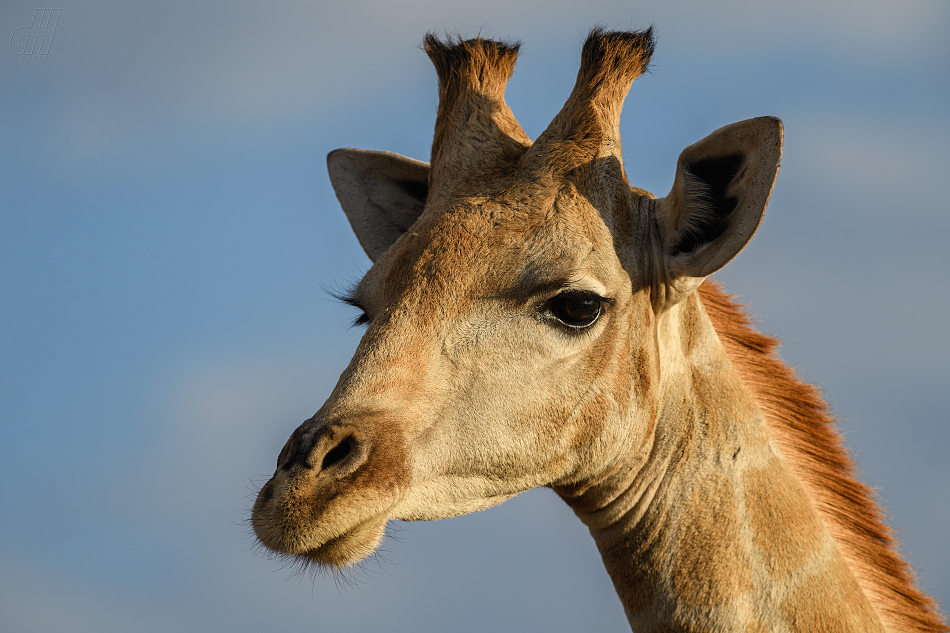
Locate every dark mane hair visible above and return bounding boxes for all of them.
[699,280,946,632]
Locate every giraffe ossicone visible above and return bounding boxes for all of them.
[251,28,946,633]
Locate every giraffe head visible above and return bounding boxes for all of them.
[250,29,782,569]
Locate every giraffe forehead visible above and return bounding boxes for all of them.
[381,188,617,305]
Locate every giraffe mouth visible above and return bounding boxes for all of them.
[251,465,401,569]
[252,494,392,569]
[293,517,390,569]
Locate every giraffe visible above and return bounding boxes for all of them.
[251,29,946,632]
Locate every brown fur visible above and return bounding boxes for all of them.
[699,280,947,633]
[744,459,825,579]
[527,28,655,179]
[255,28,945,633]
[673,472,750,607]
[423,35,530,198]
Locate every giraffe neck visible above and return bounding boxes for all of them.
[556,293,884,632]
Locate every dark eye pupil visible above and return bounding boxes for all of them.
[552,296,601,327]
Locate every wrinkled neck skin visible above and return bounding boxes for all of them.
[554,292,883,633]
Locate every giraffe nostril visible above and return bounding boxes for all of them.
[322,436,355,471]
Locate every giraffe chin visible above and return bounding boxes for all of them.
[257,516,389,570]
[298,518,388,569]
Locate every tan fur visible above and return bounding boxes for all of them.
[744,459,824,580]
[251,29,946,633]
[673,472,751,607]
[423,35,530,201]
[700,281,947,633]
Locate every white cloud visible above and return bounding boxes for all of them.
[788,115,950,217]
[5,0,946,167]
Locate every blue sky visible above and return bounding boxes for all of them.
[1,1,948,631]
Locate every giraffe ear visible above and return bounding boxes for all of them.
[327,149,430,262]
[654,117,782,299]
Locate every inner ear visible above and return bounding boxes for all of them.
[670,153,745,256]
[656,117,783,281]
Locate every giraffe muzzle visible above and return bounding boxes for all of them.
[276,419,370,480]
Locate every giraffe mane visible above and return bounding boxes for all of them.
[698,280,947,633]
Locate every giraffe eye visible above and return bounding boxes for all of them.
[547,291,604,328]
